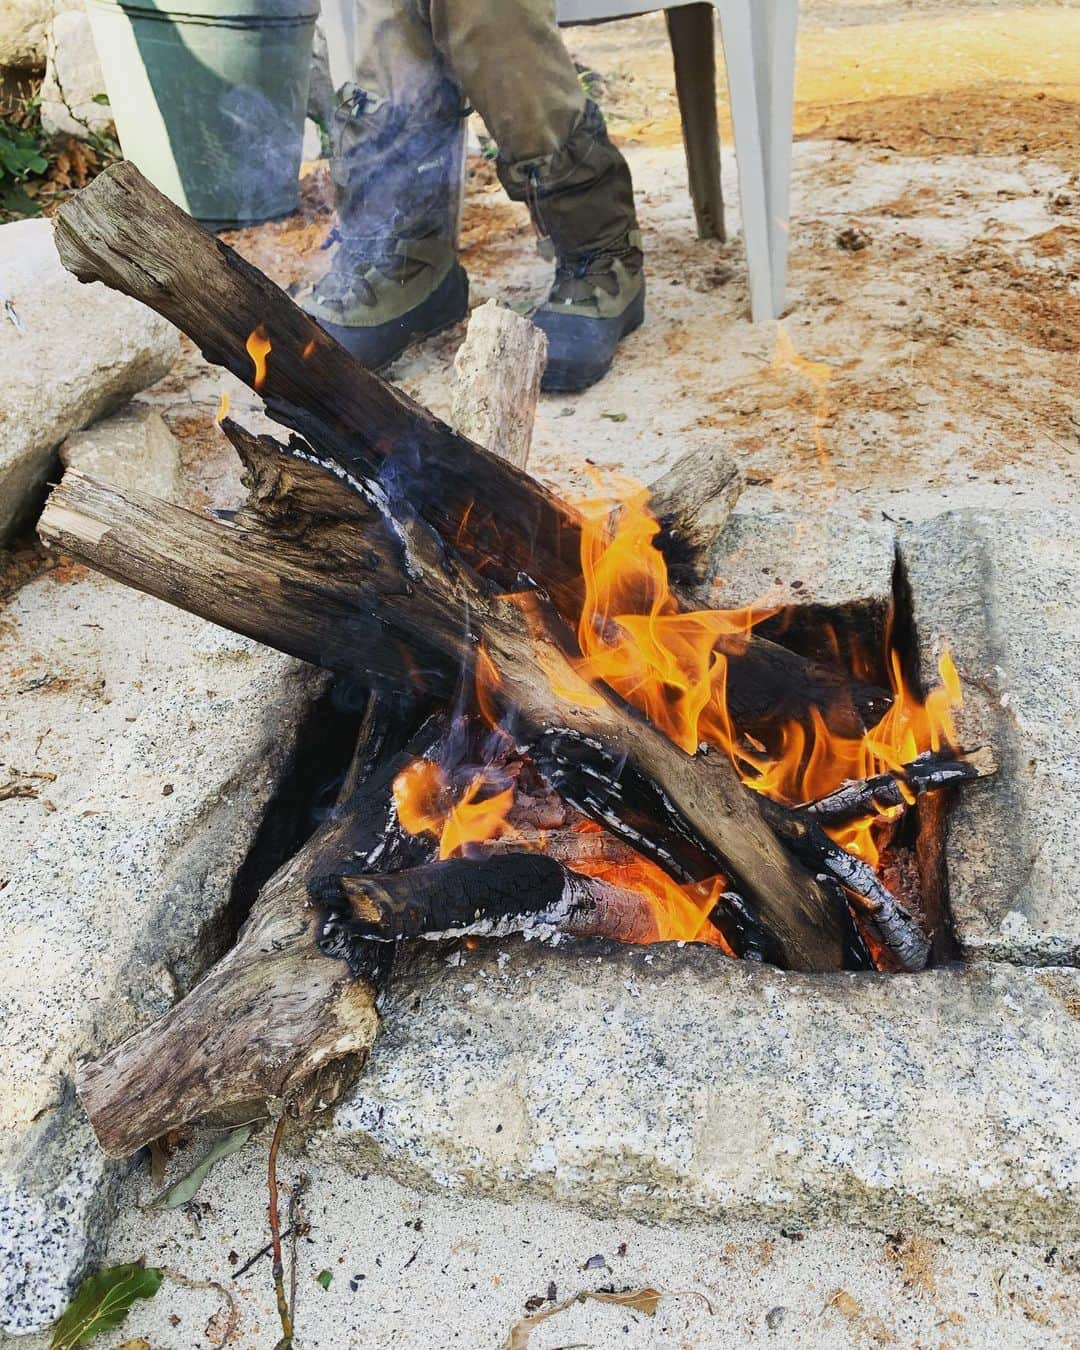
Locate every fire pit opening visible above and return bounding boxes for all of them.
[309,534,982,987]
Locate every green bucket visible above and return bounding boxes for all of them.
[86,0,318,228]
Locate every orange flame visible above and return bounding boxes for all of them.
[246,325,271,391]
[568,475,962,871]
[393,758,516,861]
[214,390,230,425]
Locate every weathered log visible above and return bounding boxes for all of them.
[52,162,890,742]
[804,746,997,825]
[39,437,852,972]
[647,436,743,587]
[312,853,662,946]
[75,701,440,1158]
[451,299,546,467]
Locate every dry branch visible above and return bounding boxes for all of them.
[75,705,440,1157]
[52,162,890,742]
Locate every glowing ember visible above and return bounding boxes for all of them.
[246,325,272,391]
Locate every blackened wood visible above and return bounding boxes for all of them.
[759,798,930,972]
[312,853,660,945]
[75,707,440,1157]
[40,440,850,972]
[52,162,888,741]
[804,746,997,825]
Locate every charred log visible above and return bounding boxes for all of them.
[759,799,931,972]
[804,746,997,825]
[312,853,662,947]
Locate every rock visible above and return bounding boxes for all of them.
[59,402,187,505]
[0,218,177,545]
[900,509,1080,964]
[39,9,110,141]
[0,0,80,70]
[319,942,1080,1242]
[704,508,896,664]
[0,566,326,1333]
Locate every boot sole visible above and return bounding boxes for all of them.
[538,286,646,394]
[315,264,470,372]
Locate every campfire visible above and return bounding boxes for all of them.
[38,164,993,1161]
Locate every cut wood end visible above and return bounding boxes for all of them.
[962,744,998,778]
[38,492,111,547]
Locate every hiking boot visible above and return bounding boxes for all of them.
[305,235,468,370]
[304,78,469,369]
[499,100,644,392]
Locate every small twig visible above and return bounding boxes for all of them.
[287,1174,310,1327]
[232,1228,295,1279]
[268,1114,294,1349]
[803,746,996,825]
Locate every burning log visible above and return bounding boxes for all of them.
[758,799,931,972]
[75,699,440,1159]
[40,433,853,972]
[804,746,997,825]
[51,162,890,743]
[312,853,661,947]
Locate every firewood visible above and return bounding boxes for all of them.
[75,703,441,1158]
[804,746,997,825]
[451,300,546,467]
[312,853,661,946]
[51,162,889,742]
[758,799,930,972]
[39,434,852,972]
[647,435,743,587]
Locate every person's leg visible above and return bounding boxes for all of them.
[303,0,469,368]
[431,0,643,391]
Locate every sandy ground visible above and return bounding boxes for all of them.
[22,1139,1075,1350]
[10,2,1080,1346]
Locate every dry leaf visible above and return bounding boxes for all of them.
[504,1286,710,1349]
[115,1341,152,1350]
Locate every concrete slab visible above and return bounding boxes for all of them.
[900,508,1080,964]
[0,568,325,1333]
[0,219,177,544]
[320,943,1080,1244]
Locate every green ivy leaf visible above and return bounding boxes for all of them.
[316,1269,333,1291]
[50,1263,163,1349]
[91,93,111,106]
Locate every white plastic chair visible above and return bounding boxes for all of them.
[557,0,797,321]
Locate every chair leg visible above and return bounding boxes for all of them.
[714,0,786,321]
[665,4,725,242]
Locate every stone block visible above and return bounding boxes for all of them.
[0,218,177,544]
[319,942,1080,1243]
[0,567,325,1333]
[39,10,110,140]
[59,402,186,504]
[900,509,1079,964]
[705,508,897,665]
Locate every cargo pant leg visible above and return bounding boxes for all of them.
[426,0,585,160]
